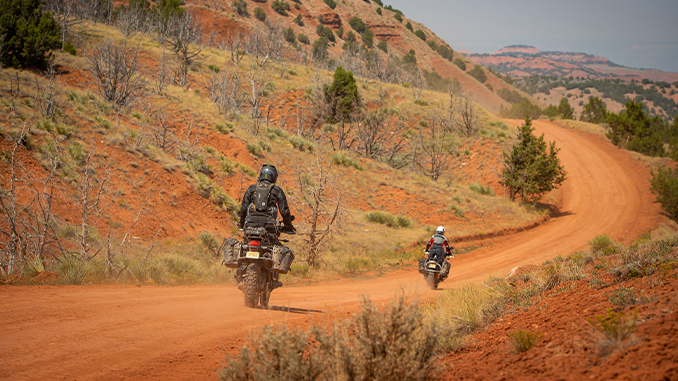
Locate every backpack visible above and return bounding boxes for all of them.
[253,181,274,212]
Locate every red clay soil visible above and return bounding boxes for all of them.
[0,121,666,380]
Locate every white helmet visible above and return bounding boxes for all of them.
[436,226,445,235]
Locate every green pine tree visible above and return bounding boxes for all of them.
[500,117,567,202]
[324,66,359,123]
[0,0,61,69]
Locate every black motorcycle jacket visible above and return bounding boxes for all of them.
[238,180,293,229]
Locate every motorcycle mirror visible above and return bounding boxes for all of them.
[291,215,296,221]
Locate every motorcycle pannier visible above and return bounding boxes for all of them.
[441,260,451,278]
[272,246,295,274]
[222,238,241,268]
[418,258,426,274]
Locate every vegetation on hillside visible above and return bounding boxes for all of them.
[500,118,566,202]
[514,76,678,122]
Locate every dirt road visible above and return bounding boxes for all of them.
[0,121,661,380]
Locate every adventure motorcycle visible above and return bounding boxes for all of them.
[222,225,295,308]
[418,251,452,290]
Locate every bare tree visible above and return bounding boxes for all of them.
[452,92,480,137]
[215,67,242,116]
[243,62,273,134]
[153,50,171,95]
[295,155,345,268]
[151,108,177,154]
[33,62,64,120]
[87,39,147,109]
[355,91,409,162]
[114,0,152,37]
[222,29,247,65]
[161,11,204,87]
[417,116,458,181]
[245,21,287,68]
[44,0,83,49]
[72,145,111,262]
[0,127,65,275]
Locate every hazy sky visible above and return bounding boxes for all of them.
[384,0,678,73]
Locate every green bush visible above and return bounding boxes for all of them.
[348,16,367,34]
[323,0,336,9]
[231,0,247,16]
[414,29,426,41]
[253,6,266,21]
[272,0,290,15]
[394,12,402,22]
[315,23,335,42]
[331,151,363,170]
[377,40,387,53]
[587,309,637,353]
[365,211,412,228]
[589,234,615,254]
[468,65,487,83]
[294,13,304,26]
[56,255,93,285]
[0,0,62,69]
[296,33,309,45]
[650,165,678,220]
[453,58,466,71]
[469,183,494,196]
[284,26,295,43]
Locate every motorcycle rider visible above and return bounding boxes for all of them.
[425,226,454,280]
[236,164,295,289]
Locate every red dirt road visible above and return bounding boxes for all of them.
[0,121,661,380]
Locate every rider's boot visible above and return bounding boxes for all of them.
[272,271,283,289]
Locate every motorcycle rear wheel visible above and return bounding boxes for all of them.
[426,272,438,290]
[243,262,260,308]
[260,281,271,308]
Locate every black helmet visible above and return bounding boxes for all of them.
[258,164,278,183]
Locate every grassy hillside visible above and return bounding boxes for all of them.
[0,1,547,284]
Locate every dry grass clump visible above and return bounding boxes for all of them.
[507,330,542,353]
[610,236,678,281]
[219,295,445,381]
[364,211,413,228]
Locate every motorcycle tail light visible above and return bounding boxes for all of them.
[249,240,261,247]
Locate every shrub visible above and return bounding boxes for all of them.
[376,7,381,15]
[0,0,62,69]
[56,255,93,285]
[324,66,359,123]
[414,98,429,106]
[414,29,426,41]
[311,36,329,60]
[336,26,343,39]
[294,13,304,26]
[507,330,541,353]
[253,7,266,21]
[589,234,615,254]
[377,40,387,53]
[587,309,638,354]
[468,65,487,83]
[453,57,466,71]
[608,286,637,308]
[405,21,413,31]
[365,211,412,228]
[315,24,335,42]
[323,0,336,9]
[219,296,444,381]
[215,122,234,133]
[63,40,77,56]
[650,165,678,220]
[361,28,374,48]
[348,16,367,34]
[394,12,402,22]
[332,151,363,170]
[272,0,290,15]
[231,0,247,16]
[284,26,296,43]
[469,183,494,196]
[297,33,309,44]
[198,230,220,257]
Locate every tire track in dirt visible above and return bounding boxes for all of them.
[0,121,661,380]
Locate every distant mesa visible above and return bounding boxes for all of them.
[492,45,541,55]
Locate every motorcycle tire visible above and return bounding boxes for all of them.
[426,272,438,290]
[260,280,271,308]
[243,262,260,308]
